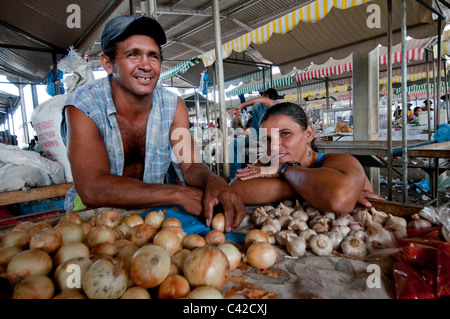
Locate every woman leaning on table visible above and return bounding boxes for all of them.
[230,102,383,215]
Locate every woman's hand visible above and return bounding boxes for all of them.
[236,164,279,180]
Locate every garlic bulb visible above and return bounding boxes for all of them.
[326,230,344,249]
[385,214,407,229]
[275,230,297,247]
[365,228,395,253]
[323,212,336,220]
[311,217,330,234]
[277,215,293,229]
[291,210,308,221]
[298,229,317,248]
[287,219,308,233]
[267,208,280,219]
[305,206,321,219]
[252,207,269,226]
[370,207,388,224]
[341,236,367,259]
[408,214,432,229]
[348,229,367,241]
[333,214,354,226]
[331,225,350,237]
[261,219,281,234]
[286,236,306,257]
[277,202,295,215]
[310,234,333,256]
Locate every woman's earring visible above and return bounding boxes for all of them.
[308,145,312,156]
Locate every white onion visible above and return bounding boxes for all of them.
[29,227,62,254]
[120,286,151,299]
[218,243,242,270]
[0,230,30,249]
[144,210,165,230]
[205,230,226,246]
[122,214,144,228]
[153,229,182,256]
[96,209,122,228]
[182,234,206,250]
[157,274,191,299]
[54,257,93,291]
[55,220,85,245]
[183,246,230,289]
[82,258,128,299]
[211,213,225,232]
[126,223,157,247]
[59,212,84,225]
[0,246,22,266]
[162,217,182,228]
[7,249,53,279]
[245,242,278,269]
[84,225,117,248]
[54,242,90,265]
[161,226,186,241]
[80,222,94,236]
[91,243,118,257]
[129,245,171,288]
[171,248,191,272]
[116,244,138,272]
[115,223,129,238]
[12,221,34,231]
[25,221,53,238]
[187,286,224,299]
[13,275,54,299]
[244,229,269,247]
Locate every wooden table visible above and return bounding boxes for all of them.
[407,141,450,205]
[0,183,73,206]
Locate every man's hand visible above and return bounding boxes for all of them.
[235,164,279,180]
[178,186,204,216]
[203,177,247,233]
[357,190,385,208]
[230,106,241,117]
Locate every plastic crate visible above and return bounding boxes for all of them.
[19,199,65,215]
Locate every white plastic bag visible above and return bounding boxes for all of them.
[31,94,72,182]
[419,202,450,242]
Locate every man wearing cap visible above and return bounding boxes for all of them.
[61,15,245,232]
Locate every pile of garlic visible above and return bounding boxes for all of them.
[250,200,427,259]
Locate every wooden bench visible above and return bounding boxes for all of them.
[0,183,73,206]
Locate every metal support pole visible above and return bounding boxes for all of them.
[212,0,229,178]
[52,52,61,96]
[426,50,432,140]
[387,0,394,201]
[436,18,442,130]
[30,84,39,109]
[18,78,30,145]
[400,0,408,203]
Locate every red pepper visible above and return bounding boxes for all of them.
[421,268,436,288]
[395,237,447,249]
[400,242,437,268]
[422,229,443,241]
[393,260,436,299]
[436,244,450,298]
[407,226,442,238]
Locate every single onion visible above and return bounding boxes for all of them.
[25,221,53,238]
[13,275,54,299]
[0,230,30,249]
[244,229,269,247]
[126,223,157,247]
[113,239,134,248]
[116,244,138,272]
[54,242,90,265]
[187,286,224,299]
[54,257,93,291]
[29,227,62,254]
[96,209,122,228]
[245,242,278,269]
[12,221,34,231]
[86,216,97,227]
[183,246,230,289]
[183,234,206,250]
[171,248,191,272]
[55,220,85,245]
[129,245,171,288]
[169,262,179,276]
[218,243,242,270]
[162,217,182,228]
[205,230,226,246]
[115,223,130,238]
[82,257,128,299]
[84,225,117,248]
[211,213,225,232]
[80,222,94,237]
[144,210,165,230]
[53,289,86,299]
[120,286,151,299]
[153,229,181,256]
[59,212,84,225]
[158,274,190,299]
[91,243,118,257]
[7,249,53,279]
[161,226,186,241]
[0,246,22,266]
[122,214,144,228]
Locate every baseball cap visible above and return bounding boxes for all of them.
[101,15,167,51]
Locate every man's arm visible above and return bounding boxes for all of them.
[64,105,203,214]
[230,96,274,116]
[170,97,247,232]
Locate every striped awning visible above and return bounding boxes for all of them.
[200,0,372,67]
[159,58,199,82]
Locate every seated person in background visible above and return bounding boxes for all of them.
[230,102,383,214]
[61,15,245,233]
[230,88,279,139]
[407,106,422,124]
[422,99,433,112]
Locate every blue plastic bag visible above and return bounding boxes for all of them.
[46,70,65,96]
[416,179,430,193]
[434,123,450,143]
[139,205,245,244]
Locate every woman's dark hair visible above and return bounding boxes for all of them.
[260,102,317,151]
